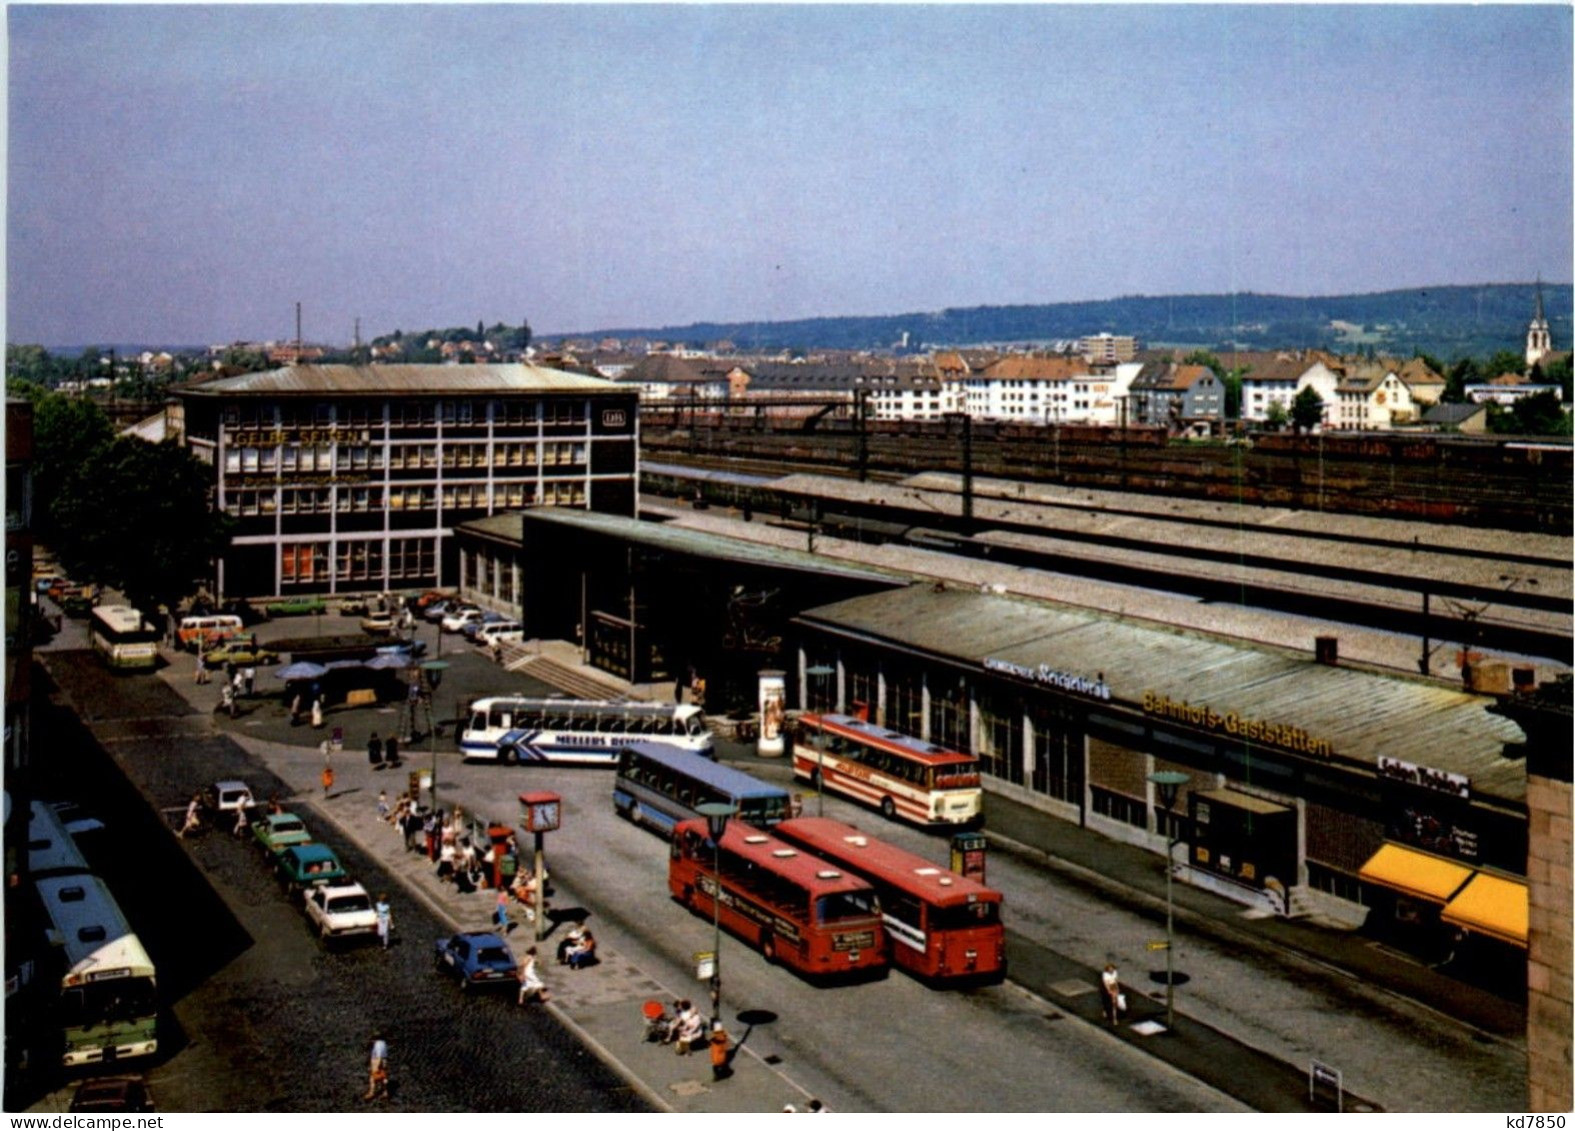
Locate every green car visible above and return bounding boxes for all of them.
[254,812,313,856]
[267,597,327,617]
[276,843,347,892]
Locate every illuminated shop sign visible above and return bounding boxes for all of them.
[1142,691,1333,757]
[1376,756,1469,799]
[984,657,1111,700]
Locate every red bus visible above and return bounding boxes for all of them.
[668,818,888,982]
[774,817,1006,984]
[794,713,983,827]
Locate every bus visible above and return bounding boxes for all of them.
[34,872,158,1067]
[668,817,888,982]
[460,697,713,765]
[774,817,1006,984]
[613,742,793,838]
[28,801,93,878]
[793,713,983,827]
[89,605,160,672]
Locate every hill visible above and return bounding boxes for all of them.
[558,283,1571,358]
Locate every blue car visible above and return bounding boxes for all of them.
[434,932,519,992]
[460,612,508,643]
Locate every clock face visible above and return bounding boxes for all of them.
[534,803,560,831]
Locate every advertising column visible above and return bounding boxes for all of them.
[757,670,786,757]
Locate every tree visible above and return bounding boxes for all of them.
[1290,386,1325,433]
[1182,349,1248,418]
[1263,400,1290,431]
[31,391,115,540]
[1483,349,1525,380]
[51,437,234,617]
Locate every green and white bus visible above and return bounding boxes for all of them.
[34,871,158,1067]
[89,605,160,672]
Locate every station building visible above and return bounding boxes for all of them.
[177,365,637,598]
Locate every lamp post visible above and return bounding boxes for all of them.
[422,660,449,813]
[805,664,834,816]
[696,801,735,1024]
[1148,770,1190,1031]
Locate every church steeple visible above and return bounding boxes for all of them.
[1526,280,1552,369]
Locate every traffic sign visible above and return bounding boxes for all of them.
[1146,940,1170,951]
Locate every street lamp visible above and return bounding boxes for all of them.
[1148,770,1190,1031]
[696,801,735,1025]
[422,660,450,813]
[805,664,835,816]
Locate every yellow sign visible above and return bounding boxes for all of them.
[1146,940,1170,951]
[1142,691,1333,757]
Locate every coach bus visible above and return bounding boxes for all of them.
[89,605,161,672]
[28,800,94,879]
[614,743,793,838]
[34,872,158,1067]
[793,713,982,827]
[774,817,1006,984]
[669,818,887,982]
[460,697,713,765]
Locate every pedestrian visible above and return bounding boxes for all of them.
[376,789,389,821]
[493,888,511,933]
[243,664,256,697]
[219,682,236,719]
[806,1100,825,1113]
[321,739,335,794]
[517,946,549,1005]
[1100,962,1123,1025]
[424,811,440,862]
[384,733,399,767]
[368,731,384,769]
[364,1032,389,1101]
[232,667,245,698]
[177,792,203,838]
[194,650,208,686]
[290,691,303,726]
[375,893,393,949]
[709,1020,733,1081]
[233,804,250,837]
[402,807,421,853]
[311,696,324,729]
[250,632,259,653]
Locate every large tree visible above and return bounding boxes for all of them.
[30,391,116,540]
[51,437,234,616]
[1290,386,1326,433]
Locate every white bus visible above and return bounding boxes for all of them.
[34,872,159,1067]
[794,713,983,827]
[27,801,92,878]
[460,697,713,765]
[89,605,160,672]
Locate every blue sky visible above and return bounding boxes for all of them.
[6,4,1572,347]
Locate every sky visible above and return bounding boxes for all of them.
[5,3,1573,348]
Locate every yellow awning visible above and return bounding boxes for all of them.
[1442,873,1528,948]
[1357,843,1474,904]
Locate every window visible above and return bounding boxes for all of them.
[1091,786,1147,829]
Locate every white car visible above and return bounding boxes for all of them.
[475,621,524,648]
[303,882,379,942]
[206,780,254,815]
[440,607,483,633]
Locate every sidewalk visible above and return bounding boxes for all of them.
[157,630,1519,1112]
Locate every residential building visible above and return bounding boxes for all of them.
[1333,364,1417,430]
[1127,362,1225,431]
[1080,332,1137,364]
[1396,358,1447,406]
[1421,402,1489,435]
[175,364,638,599]
[966,355,1085,421]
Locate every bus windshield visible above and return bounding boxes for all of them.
[59,977,157,1028]
[816,890,879,924]
[930,901,1001,931]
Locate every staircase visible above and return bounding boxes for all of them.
[496,642,632,701]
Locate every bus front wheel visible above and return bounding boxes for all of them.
[629,802,643,827]
[880,797,896,820]
[500,746,518,767]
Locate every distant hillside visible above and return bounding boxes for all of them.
[559,283,1572,358]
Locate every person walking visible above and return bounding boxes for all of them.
[321,739,335,794]
[364,1032,389,1101]
[709,1020,733,1081]
[374,893,393,949]
[517,947,549,1005]
[193,649,208,686]
[367,732,384,769]
[384,733,400,768]
[1100,962,1123,1025]
[493,888,511,933]
[233,804,250,838]
[177,792,203,838]
[242,664,256,697]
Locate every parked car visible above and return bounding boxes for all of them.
[377,638,427,660]
[413,589,456,610]
[220,598,269,626]
[204,780,254,817]
[254,811,313,856]
[61,593,96,618]
[440,607,484,634]
[70,1076,154,1113]
[423,599,460,623]
[277,843,347,892]
[434,931,519,992]
[476,620,525,648]
[460,612,509,642]
[267,597,327,617]
[303,881,379,942]
[360,612,395,635]
[203,642,280,667]
[337,596,371,617]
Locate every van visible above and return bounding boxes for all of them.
[476,620,524,647]
[178,614,243,651]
